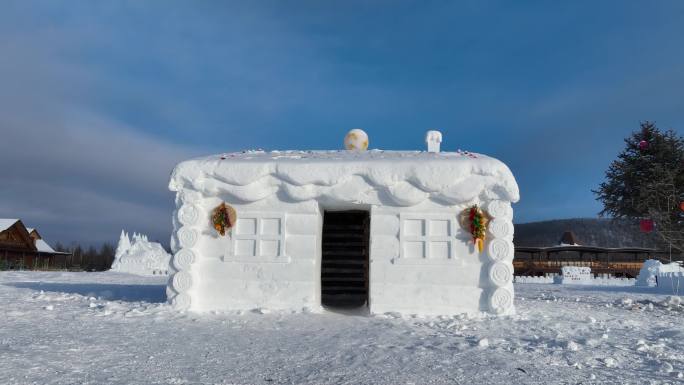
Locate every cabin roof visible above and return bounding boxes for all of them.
[559,231,580,246]
[35,239,56,253]
[0,219,58,253]
[0,219,19,232]
[170,150,519,207]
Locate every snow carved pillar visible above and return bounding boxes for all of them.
[167,194,202,310]
[485,200,515,315]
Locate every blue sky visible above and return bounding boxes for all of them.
[1,1,683,245]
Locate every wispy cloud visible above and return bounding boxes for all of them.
[0,13,202,245]
[1,1,683,244]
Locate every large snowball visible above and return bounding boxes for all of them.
[344,129,369,151]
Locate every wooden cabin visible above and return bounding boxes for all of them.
[514,231,682,278]
[0,219,70,269]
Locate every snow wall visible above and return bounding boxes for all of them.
[553,266,593,285]
[656,272,683,295]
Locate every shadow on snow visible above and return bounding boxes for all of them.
[4,281,167,303]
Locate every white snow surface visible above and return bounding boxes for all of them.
[35,239,56,253]
[110,231,171,276]
[0,218,19,232]
[169,150,520,206]
[2,270,683,384]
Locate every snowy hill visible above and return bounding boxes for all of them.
[110,230,171,276]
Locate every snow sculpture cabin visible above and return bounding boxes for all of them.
[167,133,519,316]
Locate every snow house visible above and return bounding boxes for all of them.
[166,132,520,316]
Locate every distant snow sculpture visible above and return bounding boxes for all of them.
[554,266,592,285]
[111,230,171,276]
[425,130,442,153]
[637,259,684,294]
[636,259,662,287]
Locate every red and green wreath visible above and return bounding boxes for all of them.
[212,202,236,236]
[460,205,489,253]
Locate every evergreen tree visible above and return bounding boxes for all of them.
[99,242,115,270]
[85,245,98,270]
[594,122,684,251]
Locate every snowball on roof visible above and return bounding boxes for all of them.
[169,150,520,207]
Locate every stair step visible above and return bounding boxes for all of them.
[321,276,366,282]
[322,251,367,258]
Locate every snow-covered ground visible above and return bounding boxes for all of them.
[1,271,683,385]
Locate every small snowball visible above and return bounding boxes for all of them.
[603,358,617,368]
[44,305,54,311]
[565,341,580,351]
[477,338,489,348]
[636,345,649,352]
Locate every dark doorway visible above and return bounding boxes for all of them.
[321,210,370,308]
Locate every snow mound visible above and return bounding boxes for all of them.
[110,230,171,276]
[636,259,662,287]
[636,260,684,294]
[515,276,554,284]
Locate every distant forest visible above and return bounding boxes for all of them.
[52,242,116,271]
[514,218,664,249]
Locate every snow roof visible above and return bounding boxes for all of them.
[0,219,19,232]
[35,239,56,253]
[170,150,520,207]
[559,231,580,246]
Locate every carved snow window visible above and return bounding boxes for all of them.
[398,214,457,263]
[228,213,287,262]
